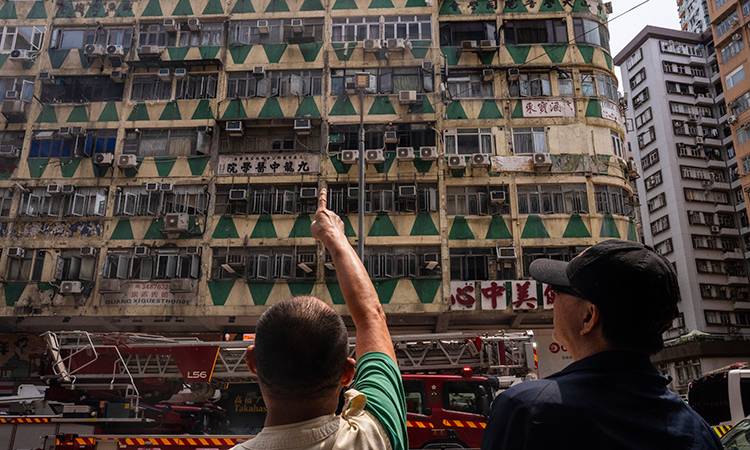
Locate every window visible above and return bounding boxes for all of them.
[654,238,673,255]
[557,71,573,96]
[743,155,750,175]
[650,215,670,235]
[721,39,745,64]
[716,0,728,8]
[0,77,34,102]
[625,48,643,70]
[727,66,747,90]
[231,18,325,45]
[331,67,431,96]
[645,170,663,191]
[700,284,749,300]
[666,81,693,95]
[439,21,496,46]
[331,17,380,42]
[29,130,116,158]
[40,76,124,103]
[684,188,730,204]
[360,248,440,280]
[450,249,497,281]
[383,16,432,40]
[677,143,705,158]
[738,125,750,145]
[131,75,172,101]
[508,72,551,97]
[445,129,493,155]
[138,24,174,48]
[693,235,718,250]
[517,184,588,215]
[512,127,546,154]
[716,11,739,37]
[580,72,596,97]
[611,131,623,158]
[216,185,320,215]
[522,246,584,277]
[744,0,750,15]
[442,381,485,414]
[690,66,706,77]
[0,188,12,217]
[674,359,702,384]
[502,19,567,45]
[51,27,131,49]
[719,212,736,227]
[229,70,323,98]
[403,380,427,415]
[670,102,694,115]
[637,126,655,149]
[647,192,666,213]
[178,22,222,47]
[123,129,204,157]
[114,185,208,217]
[175,72,218,100]
[0,26,45,52]
[633,87,649,109]
[104,248,201,281]
[318,183,441,215]
[7,249,45,282]
[55,249,97,282]
[597,73,618,102]
[447,73,493,98]
[634,108,652,129]
[594,185,630,215]
[446,186,490,216]
[660,40,703,56]
[211,247,317,280]
[630,68,646,89]
[573,18,609,50]
[19,186,107,218]
[680,165,711,180]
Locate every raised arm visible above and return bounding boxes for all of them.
[311,188,396,361]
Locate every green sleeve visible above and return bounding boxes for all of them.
[352,351,408,450]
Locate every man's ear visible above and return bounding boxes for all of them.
[580,302,601,336]
[245,345,258,376]
[341,357,356,386]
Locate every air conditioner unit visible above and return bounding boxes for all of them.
[448,155,466,168]
[386,38,406,50]
[61,185,75,195]
[711,225,720,233]
[366,149,385,164]
[399,90,417,104]
[482,69,494,81]
[627,160,639,177]
[4,90,17,100]
[341,150,359,163]
[160,183,173,192]
[496,247,516,258]
[253,66,265,77]
[134,246,150,258]
[58,126,72,137]
[1,99,23,114]
[84,44,105,56]
[533,153,552,166]
[742,122,750,130]
[145,182,160,192]
[472,153,491,167]
[139,45,161,57]
[257,20,269,33]
[107,45,125,57]
[229,189,247,201]
[347,187,359,198]
[188,18,201,31]
[420,146,438,160]
[226,121,243,136]
[461,40,478,50]
[299,187,318,199]
[39,72,55,85]
[47,184,62,196]
[364,39,382,52]
[226,254,245,267]
[163,18,177,32]
[98,279,120,293]
[163,213,189,232]
[396,147,414,160]
[398,185,417,198]
[423,253,439,270]
[733,33,742,41]
[695,136,704,144]
[384,131,398,143]
[110,70,125,83]
[480,39,496,49]
[7,247,24,258]
[0,145,20,158]
[421,61,433,71]
[71,126,85,136]
[490,190,506,203]
[170,279,193,293]
[291,18,304,33]
[730,17,740,27]
[729,115,738,124]
[508,68,520,81]
[294,119,311,135]
[197,125,212,135]
[80,247,97,257]
[174,68,187,79]
[158,68,171,81]
[60,281,83,295]
[117,154,138,169]
[9,49,30,61]
[604,1,613,13]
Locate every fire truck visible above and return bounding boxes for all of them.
[688,362,750,438]
[1,330,535,450]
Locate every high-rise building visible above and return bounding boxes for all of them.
[0,0,631,370]
[615,26,750,396]
[679,0,712,33]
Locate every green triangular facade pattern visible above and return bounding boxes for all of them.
[265,0,289,11]
[373,279,398,304]
[329,154,350,174]
[36,105,57,123]
[627,218,638,241]
[48,49,70,69]
[288,281,315,297]
[247,282,274,305]
[66,106,89,122]
[188,156,209,175]
[191,100,215,120]
[332,43,356,61]
[440,47,460,65]
[258,97,285,118]
[332,0,358,9]
[449,216,474,240]
[439,0,461,14]
[506,46,530,64]
[539,0,563,11]
[79,50,92,69]
[27,158,49,178]
[578,45,594,64]
[232,0,255,13]
[543,44,567,63]
[115,0,135,17]
[478,51,495,65]
[341,215,356,237]
[562,214,591,238]
[207,280,234,305]
[222,99,248,119]
[369,96,396,115]
[521,215,550,238]
[159,102,182,120]
[604,52,613,70]
[167,47,190,60]
[97,102,119,122]
[330,96,357,116]
[26,2,47,19]
[84,0,107,17]
[229,45,252,64]
[250,214,277,238]
[55,1,76,18]
[374,151,396,174]
[450,168,466,178]
[412,157,433,173]
[600,214,620,238]
[409,40,431,59]
[199,46,220,60]
[585,99,602,118]
[202,0,224,14]
[0,2,18,19]
[172,0,193,15]
[478,100,503,119]
[128,103,150,121]
[300,0,324,10]
[511,101,524,118]
[327,282,345,305]
[446,101,468,120]
[0,54,8,71]
[405,0,426,6]
[5,283,26,306]
[141,0,163,16]
[369,0,394,7]
[144,218,165,239]
[485,215,512,239]
[408,99,435,114]
[411,279,440,303]
[59,158,81,178]
[572,0,591,12]
[471,0,494,13]
[111,219,134,240]
[154,159,175,176]
[263,44,287,63]
[289,215,313,238]
[410,212,438,236]
[212,216,240,239]
[503,0,527,12]
[299,43,323,62]
[295,97,320,117]
[368,213,398,236]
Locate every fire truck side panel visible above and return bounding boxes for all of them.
[8,423,56,450]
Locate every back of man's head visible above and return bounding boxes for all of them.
[254,296,349,400]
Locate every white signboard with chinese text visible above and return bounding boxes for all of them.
[450,281,476,310]
[490,155,534,173]
[511,280,539,310]
[541,283,555,309]
[521,99,575,118]
[100,282,196,307]
[480,280,508,311]
[600,100,624,125]
[218,153,320,176]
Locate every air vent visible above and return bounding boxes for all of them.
[229,189,247,201]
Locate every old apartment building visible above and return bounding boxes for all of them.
[0,0,632,339]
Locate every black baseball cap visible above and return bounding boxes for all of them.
[529,239,680,312]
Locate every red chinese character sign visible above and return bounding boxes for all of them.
[450,281,476,311]
[480,281,508,311]
[511,280,539,310]
[521,99,575,118]
[218,153,320,176]
[542,283,555,309]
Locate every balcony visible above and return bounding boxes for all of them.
[720,226,740,236]
[706,158,726,169]
[722,249,744,260]
[715,203,735,213]
[727,275,749,285]
[733,301,750,310]
[695,93,714,105]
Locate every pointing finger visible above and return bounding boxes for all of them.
[317,188,327,211]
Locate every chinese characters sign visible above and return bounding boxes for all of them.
[521,99,575,118]
[100,282,196,307]
[450,281,476,310]
[600,100,624,126]
[218,153,320,176]
[455,280,556,311]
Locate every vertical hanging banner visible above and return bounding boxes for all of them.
[511,280,538,310]
[450,281,476,311]
[542,283,555,309]
[480,280,508,311]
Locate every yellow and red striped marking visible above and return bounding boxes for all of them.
[406,420,434,428]
[442,419,487,429]
[713,424,733,438]
[0,417,51,423]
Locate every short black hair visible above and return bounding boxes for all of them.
[254,296,349,399]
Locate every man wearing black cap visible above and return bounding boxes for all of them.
[481,239,722,450]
